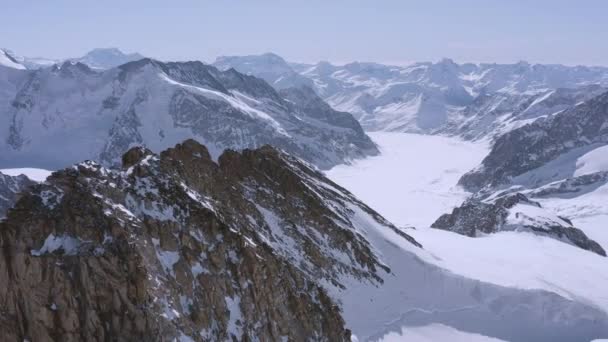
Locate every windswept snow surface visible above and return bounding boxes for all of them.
[327,132,489,228]
[0,50,26,70]
[327,132,608,315]
[0,168,53,182]
[575,145,608,177]
[377,323,506,342]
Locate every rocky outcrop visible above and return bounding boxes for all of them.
[4,141,608,341]
[459,91,608,191]
[0,139,418,341]
[0,171,35,219]
[432,193,606,256]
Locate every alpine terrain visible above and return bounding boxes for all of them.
[214,53,608,139]
[1,140,607,341]
[1,37,608,341]
[0,55,377,170]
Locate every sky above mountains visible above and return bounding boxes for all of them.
[3,0,607,66]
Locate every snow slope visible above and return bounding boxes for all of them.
[327,132,608,318]
[538,181,608,253]
[327,132,488,228]
[0,49,26,70]
[378,323,506,342]
[0,168,52,182]
[575,145,608,177]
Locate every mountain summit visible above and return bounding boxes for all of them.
[70,48,145,69]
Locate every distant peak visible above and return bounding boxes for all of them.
[73,48,145,69]
[215,52,287,65]
[438,58,457,66]
[260,52,285,61]
[86,47,131,56]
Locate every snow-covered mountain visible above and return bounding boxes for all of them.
[420,89,608,262]
[0,47,143,70]
[214,53,314,90]
[0,48,58,70]
[0,58,377,170]
[70,47,144,69]
[460,91,608,191]
[215,54,608,138]
[2,141,606,341]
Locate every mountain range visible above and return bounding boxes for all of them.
[0,55,377,170]
[0,47,144,70]
[2,47,608,341]
[214,53,608,139]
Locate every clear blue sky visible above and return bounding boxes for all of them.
[2,0,607,66]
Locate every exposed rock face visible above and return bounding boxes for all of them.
[3,142,608,341]
[460,91,608,191]
[0,171,35,219]
[432,193,606,256]
[0,58,377,170]
[0,139,412,341]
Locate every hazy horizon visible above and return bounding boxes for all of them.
[3,0,607,66]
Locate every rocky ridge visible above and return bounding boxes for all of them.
[432,193,606,256]
[1,141,608,341]
[0,140,388,341]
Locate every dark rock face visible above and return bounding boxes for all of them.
[459,92,608,191]
[0,140,418,341]
[0,171,35,219]
[432,193,606,256]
